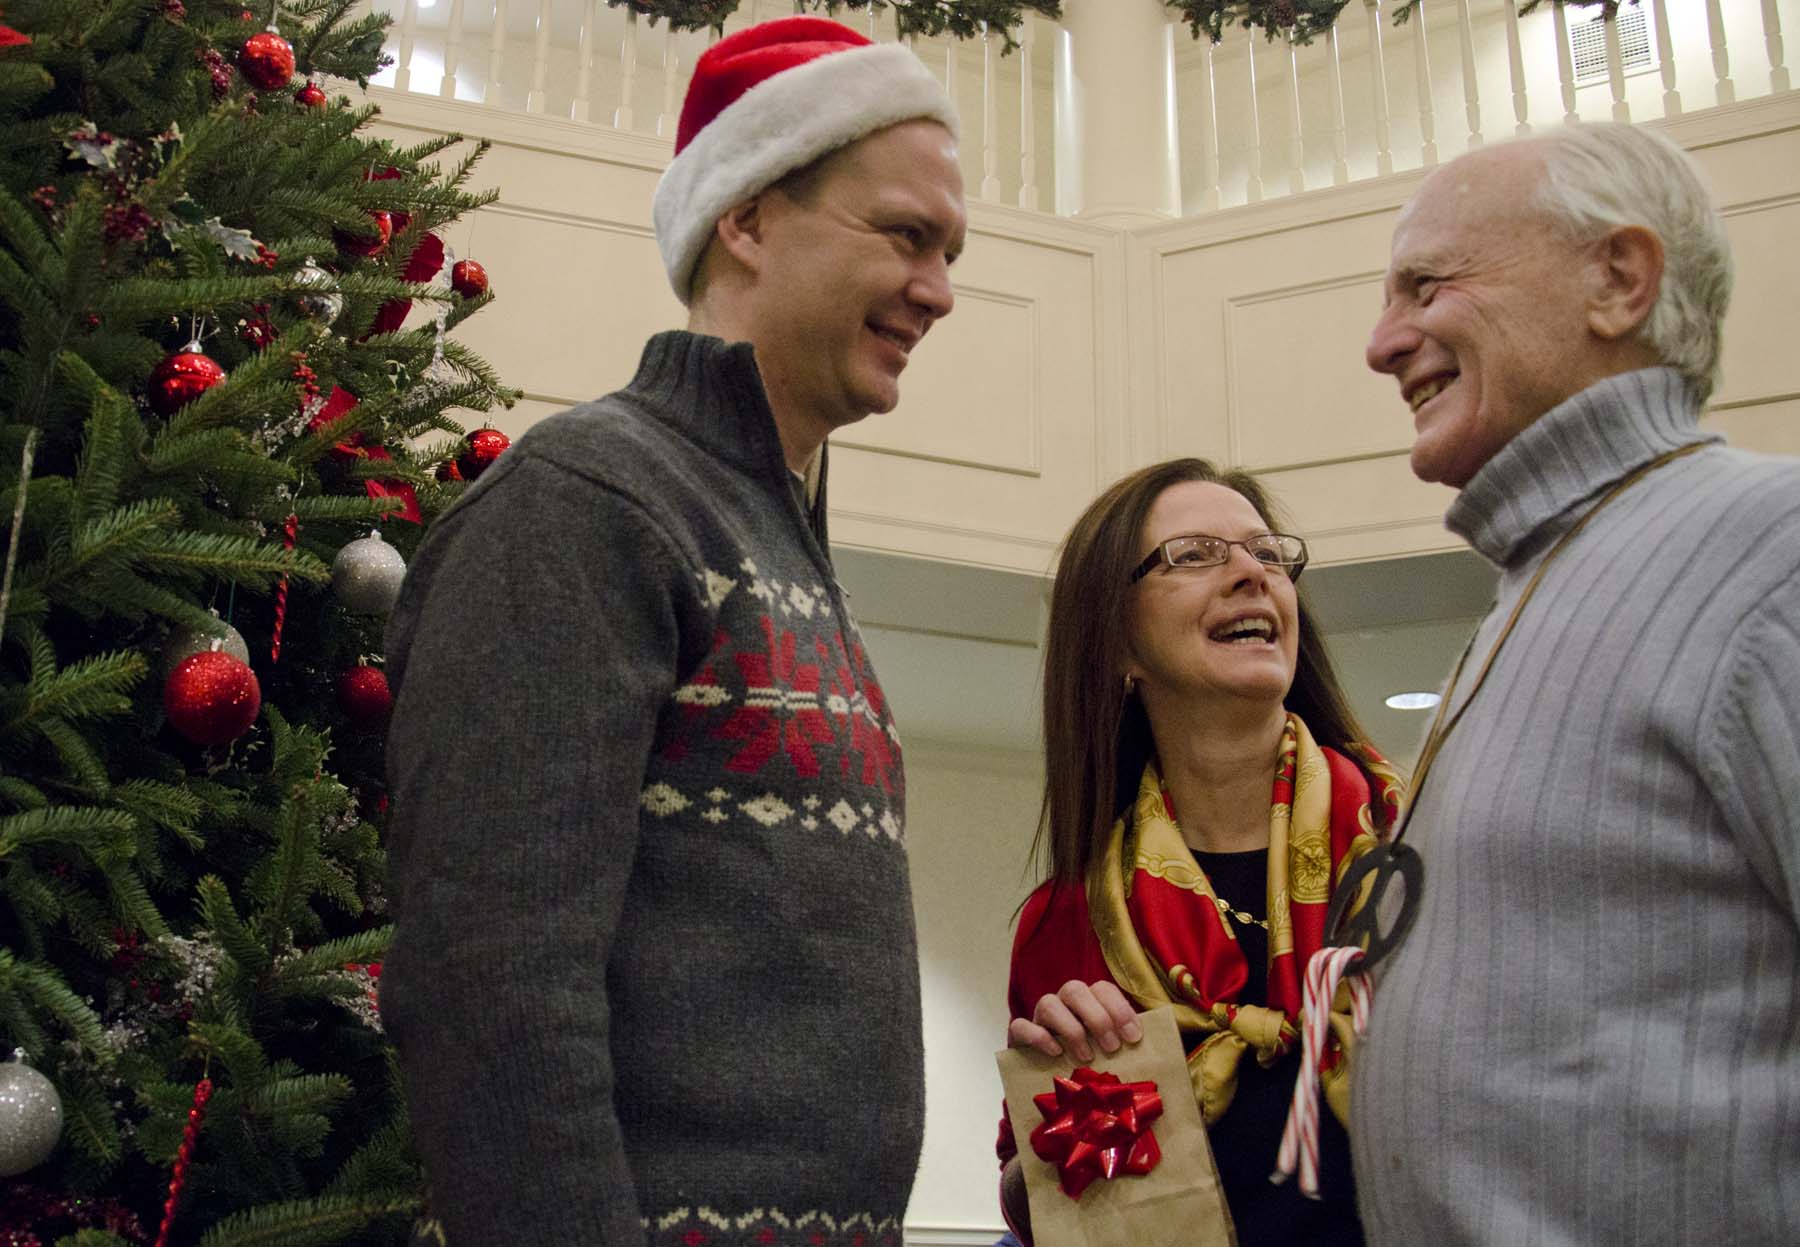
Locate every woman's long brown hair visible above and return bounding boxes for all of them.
[1032,458,1382,894]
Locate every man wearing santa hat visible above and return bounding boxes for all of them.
[383,16,965,1247]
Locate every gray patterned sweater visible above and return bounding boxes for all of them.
[383,331,922,1247]
[1351,367,1800,1245]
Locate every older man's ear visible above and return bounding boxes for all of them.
[1586,223,1665,344]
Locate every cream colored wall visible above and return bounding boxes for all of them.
[375,85,1800,575]
[899,742,1043,1241]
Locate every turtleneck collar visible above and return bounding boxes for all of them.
[1444,366,1720,569]
[625,329,832,543]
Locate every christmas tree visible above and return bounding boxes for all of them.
[0,2,516,1242]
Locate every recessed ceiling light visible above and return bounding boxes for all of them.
[1385,691,1441,710]
[417,0,436,8]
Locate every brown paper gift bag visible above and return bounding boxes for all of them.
[996,1005,1237,1247]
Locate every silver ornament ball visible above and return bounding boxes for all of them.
[163,614,251,675]
[294,256,344,325]
[332,530,408,615]
[0,1049,63,1177]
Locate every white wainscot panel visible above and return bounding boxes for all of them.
[1152,205,1404,468]
[448,203,685,413]
[1226,271,1412,470]
[1260,455,1461,566]
[828,224,1106,576]
[836,285,1040,476]
[1712,195,1800,420]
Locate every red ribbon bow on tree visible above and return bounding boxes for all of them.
[1028,1066,1164,1200]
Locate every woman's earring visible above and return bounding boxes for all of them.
[1123,673,1136,695]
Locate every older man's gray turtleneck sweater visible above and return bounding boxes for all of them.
[1351,367,1800,1246]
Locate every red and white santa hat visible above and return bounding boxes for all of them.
[653,16,958,304]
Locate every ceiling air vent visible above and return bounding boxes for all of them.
[1571,7,1653,83]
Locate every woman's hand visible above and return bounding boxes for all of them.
[1007,979,1143,1062]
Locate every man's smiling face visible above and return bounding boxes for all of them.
[1366,144,1607,489]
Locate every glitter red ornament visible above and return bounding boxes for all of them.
[152,1077,213,1247]
[335,209,394,258]
[164,651,261,746]
[337,665,393,728]
[450,258,489,299]
[456,426,511,481]
[296,80,327,108]
[147,343,225,415]
[435,458,463,483]
[238,29,294,91]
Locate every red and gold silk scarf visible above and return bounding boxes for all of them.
[1088,714,1404,1127]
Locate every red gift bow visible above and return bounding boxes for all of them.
[1028,1066,1164,1200]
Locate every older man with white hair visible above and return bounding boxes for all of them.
[1353,123,1800,1244]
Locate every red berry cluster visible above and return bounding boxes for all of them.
[198,46,231,98]
[162,0,186,17]
[291,352,321,403]
[102,201,156,244]
[254,241,279,269]
[29,184,55,216]
[240,302,275,350]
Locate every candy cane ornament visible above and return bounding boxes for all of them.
[1271,945,1371,1198]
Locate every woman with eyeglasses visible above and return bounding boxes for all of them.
[997,458,1404,1247]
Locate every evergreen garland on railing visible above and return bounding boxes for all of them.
[1164,0,1351,45]
[1172,0,1630,42]
[608,1,1063,51]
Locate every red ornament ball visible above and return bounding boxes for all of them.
[164,651,261,746]
[435,458,463,483]
[296,81,327,108]
[148,346,225,415]
[456,427,511,481]
[337,665,393,728]
[450,259,489,299]
[239,29,295,91]
[335,209,394,258]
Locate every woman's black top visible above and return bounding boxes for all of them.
[1191,847,1365,1247]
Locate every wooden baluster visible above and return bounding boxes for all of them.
[1018,14,1039,211]
[616,7,639,131]
[1762,0,1791,93]
[571,0,597,122]
[1244,25,1264,204]
[1411,0,1437,166]
[1326,23,1350,184]
[1705,0,1736,105]
[1601,7,1630,121]
[1198,36,1223,209]
[1365,0,1394,176]
[659,20,682,137]
[1650,0,1682,116]
[394,0,419,92]
[1284,34,1306,194]
[981,24,1001,201]
[525,0,552,113]
[439,0,466,98]
[1553,1,1579,122]
[1502,0,1529,134]
[485,0,507,106]
[1453,0,1481,147]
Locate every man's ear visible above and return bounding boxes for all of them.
[712,196,768,274]
[1587,224,1664,342]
